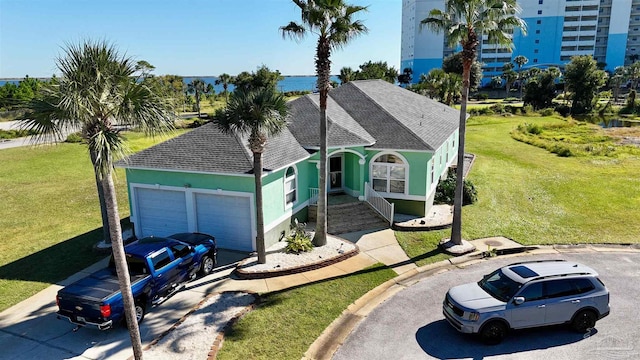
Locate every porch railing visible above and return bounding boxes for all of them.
[309,188,319,205]
[364,182,394,226]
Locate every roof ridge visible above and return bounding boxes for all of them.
[340,82,434,151]
[306,93,375,146]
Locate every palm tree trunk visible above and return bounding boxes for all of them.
[90,149,111,244]
[102,172,144,359]
[195,91,201,118]
[254,151,267,264]
[451,62,471,246]
[313,36,331,247]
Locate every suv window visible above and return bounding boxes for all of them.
[545,279,581,298]
[150,249,172,271]
[518,282,544,301]
[170,244,191,259]
[573,278,595,294]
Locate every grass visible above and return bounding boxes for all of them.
[217,264,396,360]
[397,114,640,262]
[0,130,185,312]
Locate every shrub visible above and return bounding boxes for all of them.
[489,104,505,114]
[475,92,489,101]
[540,108,555,116]
[555,104,571,117]
[434,169,478,206]
[285,219,313,254]
[516,122,542,135]
[65,132,83,143]
[504,97,519,102]
[522,105,534,115]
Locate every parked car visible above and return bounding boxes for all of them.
[56,233,217,330]
[443,259,610,344]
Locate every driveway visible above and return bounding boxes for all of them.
[333,252,640,360]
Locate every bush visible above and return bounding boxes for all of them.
[516,122,543,135]
[434,169,478,206]
[65,132,83,143]
[504,97,519,102]
[285,219,313,254]
[475,92,489,101]
[540,108,555,116]
[555,104,571,117]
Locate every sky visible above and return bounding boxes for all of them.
[0,0,401,78]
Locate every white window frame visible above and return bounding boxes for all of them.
[284,166,298,208]
[370,152,408,195]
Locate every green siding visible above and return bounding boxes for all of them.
[365,150,432,197]
[389,199,426,216]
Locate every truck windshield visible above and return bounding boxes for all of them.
[478,269,522,302]
[108,255,149,276]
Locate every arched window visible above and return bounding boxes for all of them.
[371,154,407,194]
[284,166,297,207]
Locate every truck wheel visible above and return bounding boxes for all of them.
[480,321,507,345]
[134,301,146,324]
[571,310,597,332]
[199,255,215,277]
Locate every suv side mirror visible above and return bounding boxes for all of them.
[189,245,195,253]
[513,296,525,305]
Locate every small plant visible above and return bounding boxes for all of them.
[434,168,478,205]
[285,219,313,254]
[540,108,555,117]
[485,245,498,258]
[65,132,84,143]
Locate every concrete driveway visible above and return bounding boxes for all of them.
[333,251,640,360]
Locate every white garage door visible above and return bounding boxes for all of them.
[195,193,253,251]
[136,188,188,237]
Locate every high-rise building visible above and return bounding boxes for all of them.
[401,0,640,85]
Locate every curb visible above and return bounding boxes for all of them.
[303,243,640,360]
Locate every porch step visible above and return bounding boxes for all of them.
[323,202,389,234]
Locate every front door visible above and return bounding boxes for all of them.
[329,155,343,191]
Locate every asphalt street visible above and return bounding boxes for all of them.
[334,252,640,360]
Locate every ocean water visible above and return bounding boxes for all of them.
[0,75,341,93]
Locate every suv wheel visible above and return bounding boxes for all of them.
[199,255,215,276]
[571,309,597,332]
[480,321,507,345]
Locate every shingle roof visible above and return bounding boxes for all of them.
[118,122,310,174]
[329,80,461,151]
[119,81,461,175]
[287,95,375,148]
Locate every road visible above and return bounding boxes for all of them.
[0,120,73,150]
[334,252,640,360]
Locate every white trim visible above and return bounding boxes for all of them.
[304,142,374,151]
[121,166,255,178]
[263,154,312,174]
[328,148,366,161]
[366,147,433,155]
[283,165,298,210]
[369,151,410,195]
[129,183,257,250]
[329,153,345,191]
[380,193,426,201]
[344,187,360,199]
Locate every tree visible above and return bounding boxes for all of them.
[215,73,235,104]
[338,66,355,84]
[398,67,413,86]
[490,76,503,89]
[187,79,213,117]
[564,55,607,114]
[421,0,525,249]
[626,62,640,89]
[513,55,528,99]
[281,0,368,247]
[501,62,517,97]
[231,66,283,93]
[442,52,482,91]
[420,68,461,105]
[523,68,558,110]
[20,40,174,360]
[135,60,155,80]
[215,88,287,264]
[353,60,397,83]
[610,66,626,103]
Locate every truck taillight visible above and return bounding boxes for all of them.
[56,295,60,308]
[100,304,111,318]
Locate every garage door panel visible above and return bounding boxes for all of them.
[195,193,252,251]
[136,188,188,237]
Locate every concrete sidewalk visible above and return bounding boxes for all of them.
[0,228,415,359]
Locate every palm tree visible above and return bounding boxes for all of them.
[215,88,287,264]
[514,55,529,99]
[501,62,516,97]
[338,66,355,84]
[281,0,368,247]
[421,0,526,249]
[187,78,213,117]
[215,73,235,104]
[20,40,174,360]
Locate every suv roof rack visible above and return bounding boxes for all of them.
[508,259,567,266]
[528,272,593,282]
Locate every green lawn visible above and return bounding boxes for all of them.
[0,130,185,312]
[398,114,640,266]
[217,264,397,360]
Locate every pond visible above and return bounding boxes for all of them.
[579,116,640,128]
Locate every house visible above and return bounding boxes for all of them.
[118,80,461,252]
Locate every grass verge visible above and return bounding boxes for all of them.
[217,264,396,360]
[0,130,185,312]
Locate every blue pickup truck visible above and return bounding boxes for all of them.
[56,233,217,330]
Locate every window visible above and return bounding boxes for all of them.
[537,10,542,14]
[538,0,543,4]
[535,39,540,44]
[535,30,541,34]
[284,166,297,207]
[151,249,172,271]
[170,244,191,259]
[537,20,541,25]
[372,154,406,194]
[518,282,544,301]
[544,279,579,298]
[430,160,435,185]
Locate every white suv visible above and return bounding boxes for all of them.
[443,259,610,344]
